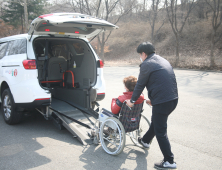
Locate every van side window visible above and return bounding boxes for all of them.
[8,39,27,55]
[0,43,8,59]
[5,41,12,56]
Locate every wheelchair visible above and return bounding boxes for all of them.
[91,101,151,155]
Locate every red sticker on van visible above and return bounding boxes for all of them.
[14,69,17,77]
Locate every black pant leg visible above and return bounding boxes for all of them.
[142,99,178,163]
[142,115,155,143]
[152,111,174,163]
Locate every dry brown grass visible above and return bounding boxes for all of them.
[103,18,222,71]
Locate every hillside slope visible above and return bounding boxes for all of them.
[102,18,222,70]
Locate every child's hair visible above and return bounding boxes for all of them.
[123,76,137,92]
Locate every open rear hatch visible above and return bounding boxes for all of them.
[28,13,118,38]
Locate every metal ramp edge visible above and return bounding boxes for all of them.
[53,111,95,145]
[49,98,96,145]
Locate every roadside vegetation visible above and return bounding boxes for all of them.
[0,0,222,70]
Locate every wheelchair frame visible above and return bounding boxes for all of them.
[90,102,151,155]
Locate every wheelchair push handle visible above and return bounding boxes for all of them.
[124,101,132,110]
[145,99,152,108]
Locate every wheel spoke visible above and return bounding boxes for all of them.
[7,108,11,114]
[7,105,11,109]
[4,96,8,106]
[3,94,12,119]
[103,137,118,147]
[6,112,10,119]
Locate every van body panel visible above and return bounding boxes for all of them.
[10,77,50,103]
[27,37,37,60]
[87,42,105,94]
[95,67,106,93]
[0,54,27,85]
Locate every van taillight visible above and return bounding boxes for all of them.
[23,60,36,69]
[97,60,104,68]
[97,93,105,95]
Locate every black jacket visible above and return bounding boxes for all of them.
[131,53,178,106]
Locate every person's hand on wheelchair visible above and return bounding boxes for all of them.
[126,99,134,108]
[146,99,152,106]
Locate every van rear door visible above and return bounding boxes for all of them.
[28,13,118,38]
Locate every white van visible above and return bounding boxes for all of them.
[0,13,118,125]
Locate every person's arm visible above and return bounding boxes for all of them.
[131,63,151,102]
[126,63,152,107]
[111,98,123,114]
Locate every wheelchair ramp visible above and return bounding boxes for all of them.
[50,98,96,145]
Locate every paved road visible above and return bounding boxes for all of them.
[0,67,222,170]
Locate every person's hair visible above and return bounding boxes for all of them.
[123,76,137,92]
[137,42,155,56]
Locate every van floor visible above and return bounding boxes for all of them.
[50,98,95,145]
[51,97,79,114]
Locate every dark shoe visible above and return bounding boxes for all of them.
[138,137,150,149]
[154,160,177,169]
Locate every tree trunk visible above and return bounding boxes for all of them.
[100,43,105,62]
[21,13,24,33]
[96,37,100,56]
[175,34,180,67]
[24,0,29,33]
[210,30,216,68]
[151,23,155,45]
[100,32,105,62]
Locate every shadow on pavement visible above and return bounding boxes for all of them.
[79,142,149,170]
[0,109,81,170]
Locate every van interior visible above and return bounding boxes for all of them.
[33,38,97,110]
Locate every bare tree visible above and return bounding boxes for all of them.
[165,0,195,66]
[69,0,102,16]
[3,0,33,32]
[97,0,136,61]
[0,0,4,17]
[50,0,101,16]
[22,0,28,32]
[50,0,135,62]
[146,0,165,45]
[205,0,222,67]
[3,0,29,32]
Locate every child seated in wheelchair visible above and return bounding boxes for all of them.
[99,76,144,136]
[111,76,144,115]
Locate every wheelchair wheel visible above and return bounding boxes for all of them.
[129,114,151,147]
[100,117,126,155]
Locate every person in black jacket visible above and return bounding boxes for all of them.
[126,42,178,170]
